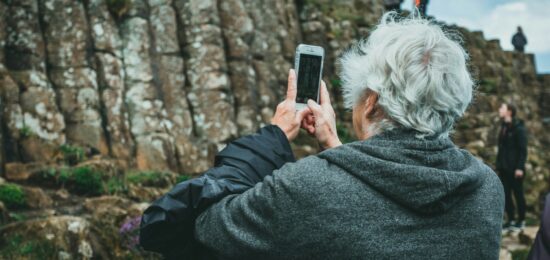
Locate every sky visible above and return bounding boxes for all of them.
[401,0,550,74]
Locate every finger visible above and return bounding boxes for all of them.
[307,99,323,117]
[301,118,315,134]
[301,119,308,129]
[301,119,314,134]
[319,80,332,108]
[306,125,315,135]
[286,69,297,101]
[296,106,311,122]
[306,114,315,125]
[301,114,314,128]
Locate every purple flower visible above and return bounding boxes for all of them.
[119,216,142,251]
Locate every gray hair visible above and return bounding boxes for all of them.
[339,12,474,138]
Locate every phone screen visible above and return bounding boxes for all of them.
[296,54,322,104]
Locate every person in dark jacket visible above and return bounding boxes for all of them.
[140,13,504,259]
[139,124,297,259]
[415,0,429,17]
[527,193,550,260]
[497,103,528,231]
[527,192,550,259]
[512,26,528,53]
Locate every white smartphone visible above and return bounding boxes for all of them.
[294,44,325,110]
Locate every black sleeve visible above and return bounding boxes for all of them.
[516,124,528,171]
[138,125,294,258]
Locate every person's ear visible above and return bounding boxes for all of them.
[363,93,379,119]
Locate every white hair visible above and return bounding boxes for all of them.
[339,12,474,138]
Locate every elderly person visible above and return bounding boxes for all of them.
[140,14,504,259]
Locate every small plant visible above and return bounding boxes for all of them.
[0,235,57,258]
[59,144,86,165]
[331,28,343,39]
[478,78,498,94]
[0,184,26,209]
[331,7,361,22]
[72,166,103,195]
[43,167,57,179]
[455,120,471,130]
[57,167,72,185]
[511,248,530,260]
[127,171,170,187]
[105,177,127,195]
[176,174,191,183]
[119,216,141,251]
[19,125,34,138]
[8,212,27,222]
[42,166,108,195]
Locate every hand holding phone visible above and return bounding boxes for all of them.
[305,81,342,150]
[270,69,312,141]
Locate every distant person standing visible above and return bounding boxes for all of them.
[512,26,528,53]
[384,0,403,12]
[415,0,429,17]
[497,103,528,231]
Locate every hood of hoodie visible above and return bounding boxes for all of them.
[317,128,491,215]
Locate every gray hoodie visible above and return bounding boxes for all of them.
[195,128,505,259]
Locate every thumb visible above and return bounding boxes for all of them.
[307,99,323,117]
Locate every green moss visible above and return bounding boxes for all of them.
[303,0,363,23]
[59,144,86,165]
[127,171,171,187]
[8,212,27,222]
[57,167,72,185]
[105,177,127,195]
[43,167,57,179]
[72,166,103,195]
[0,235,57,259]
[511,248,530,260]
[525,216,538,226]
[175,174,191,183]
[331,28,343,39]
[503,68,515,82]
[19,126,34,138]
[42,167,134,196]
[455,120,471,130]
[0,184,26,209]
[331,7,361,22]
[46,166,104,195]
[478,78,498,94]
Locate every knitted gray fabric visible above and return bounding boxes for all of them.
[195,128,504,259]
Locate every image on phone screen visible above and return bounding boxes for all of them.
[296,54,322,104]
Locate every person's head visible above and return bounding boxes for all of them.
[517,26,523,33]
[498,103,516,119]
[339,13,474,140]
